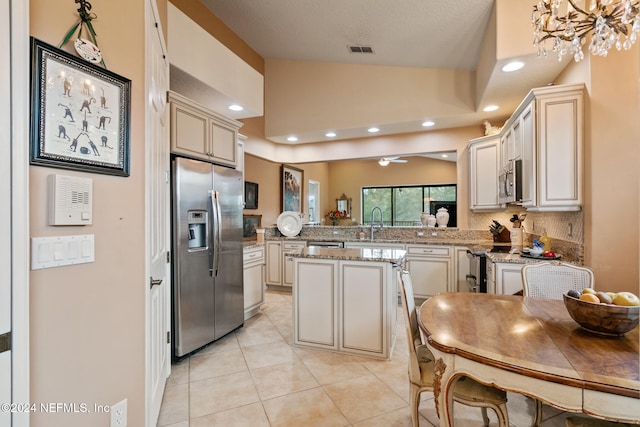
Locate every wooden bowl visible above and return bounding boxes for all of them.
[563,294,639,336]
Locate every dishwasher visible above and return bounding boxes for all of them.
[307,241,344,248]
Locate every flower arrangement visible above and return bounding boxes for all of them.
[327,210,348,220]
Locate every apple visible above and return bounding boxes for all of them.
[612,292,640,307]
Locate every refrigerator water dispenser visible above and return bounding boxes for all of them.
[187,210,207,249]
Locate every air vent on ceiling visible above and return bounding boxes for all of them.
[348,45,374,54]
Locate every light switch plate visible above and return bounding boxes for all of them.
[31,234,95,270]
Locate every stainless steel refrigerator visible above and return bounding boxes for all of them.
[171,156,244,359]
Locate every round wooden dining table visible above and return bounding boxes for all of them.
[418,292,639,427]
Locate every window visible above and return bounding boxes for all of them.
[362,184,457,226]
[308,180,320,223]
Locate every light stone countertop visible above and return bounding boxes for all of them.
[242,241,264,250]
[290,246,407,264]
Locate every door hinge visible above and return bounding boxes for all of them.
[166,251,170,263]
[166,331,171,344]
[0,332,11,354]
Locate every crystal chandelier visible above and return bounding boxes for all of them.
[532,0,640,62]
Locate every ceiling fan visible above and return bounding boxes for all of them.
[378,156,407,166]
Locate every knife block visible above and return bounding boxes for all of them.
[493,228,511,244]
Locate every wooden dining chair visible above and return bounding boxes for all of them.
[565,416,640,426]
[521,260,595,426]
[398,269,510,427]
[522,260,595,299]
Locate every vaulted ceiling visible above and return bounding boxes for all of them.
[197,0,570,145]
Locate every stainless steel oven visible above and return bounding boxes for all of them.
[466,250,487,293]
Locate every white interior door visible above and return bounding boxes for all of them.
[146,0,171,424]
[0,0,12,424]
[2,1,30,425]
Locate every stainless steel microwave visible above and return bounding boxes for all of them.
[498,159,522,204]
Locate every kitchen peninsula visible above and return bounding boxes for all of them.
[291,246,406,360]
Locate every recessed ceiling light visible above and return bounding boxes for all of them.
[422,121,435,127]
[368,127,380,133]
[441,154,448,158]
[502,61,524,72]
[228,104,243,111]
[287,136,298,142]
[483,105,499,112]
[325,132,336,138]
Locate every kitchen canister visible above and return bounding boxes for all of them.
[420,212,429,226]
[510,227,523,249]
[427,214,437,228]
[436,207,449,228]
[256,228,265,243]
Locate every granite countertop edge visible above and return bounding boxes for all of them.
[290,247,407,264]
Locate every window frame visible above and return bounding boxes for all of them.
[361,183,457,226]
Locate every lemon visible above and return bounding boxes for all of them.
[579,293,600,303]
[582,288,596,295]
[612,292,640,307]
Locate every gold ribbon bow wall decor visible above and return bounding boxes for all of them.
[59,0,106,68]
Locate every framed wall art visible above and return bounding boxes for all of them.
[243,215,262,240]
[281,165,303,213]
[29,37,131,176]
[244,181,258,209]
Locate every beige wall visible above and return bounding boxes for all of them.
[29,0,152,425]
[243,155,331,227]
[264,59,475,142]
[555,47,639,294]
[586,49,639,294]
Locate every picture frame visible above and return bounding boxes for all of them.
[281,165,303,213]
[243,215,262,240]
[244,181,258,209]
[29,37,131,177]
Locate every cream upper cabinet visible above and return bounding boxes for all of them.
[517,84,584,211]
[169,91,242,168]
[531,84,584,211]
[519,102,536,207]
[468,135,501,210]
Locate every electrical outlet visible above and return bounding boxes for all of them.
[110,399,127,427]
[416,231,424,237]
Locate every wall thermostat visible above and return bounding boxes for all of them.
[48,174,93,225]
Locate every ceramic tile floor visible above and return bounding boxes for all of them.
[158,290,577,427]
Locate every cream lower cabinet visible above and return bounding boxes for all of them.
[491,262,524,295]
[454,246,472,292]
[243,246,265,319]
[405,245,453,298]
[283,242,307,287]
[265,241,282,286]
[293,259,339,350]
[293,258,398,359]
[265,240,306,288]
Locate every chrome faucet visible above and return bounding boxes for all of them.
[370,206,383,241]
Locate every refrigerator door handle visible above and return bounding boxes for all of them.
[210,190,222,277]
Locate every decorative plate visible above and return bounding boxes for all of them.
[277,211,303,237]
[74,38,102,64]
